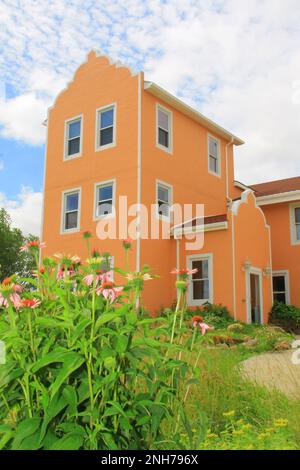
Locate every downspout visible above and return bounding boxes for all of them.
[227,137,236,320]
[136,72,142,272]
[39,112,50,265]
[225,137,234,201]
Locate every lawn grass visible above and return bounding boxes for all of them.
[159,323,300,450]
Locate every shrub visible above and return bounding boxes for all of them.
[0,245,192,450]
[270,302,300,333]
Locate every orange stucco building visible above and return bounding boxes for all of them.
[42,50,275,323]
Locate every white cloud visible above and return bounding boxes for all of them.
[0,187,43,236]
[0,0,300,182]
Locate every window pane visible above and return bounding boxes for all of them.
[158,128,169,148]
[158,186,169,203]
[158,201,169,217]
[295,208,300,224]
[273,276,285,292]
[296,224,300,241]
[98,201,112,216]
[100,127,113,146]
[68,120,81,139]
[65,211,78,230]
[99,185,113,202]
[66,193,79,211]
[209,137,218,158]
[101,109,114,128]
[68,137,80,156]
[193,280,209,300]
[158,109,169,130]
[274,293,286,304]
[209,155,218,173]
[192,260,208,279]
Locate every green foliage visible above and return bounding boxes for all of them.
[0,249,191,450]
[0,208,36,281]
[270,302,300,331]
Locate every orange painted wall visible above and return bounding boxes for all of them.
[42,52,139,276]
[233,192,273,323]
[261,201,300,306]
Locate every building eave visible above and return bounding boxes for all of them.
[172,221,228,237]
[256,190,300,206]
[144,81,245,146]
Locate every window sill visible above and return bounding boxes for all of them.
[60,228,80,235]
[156,143,173,155]
[63,153,82,161]
[95,143,116,153]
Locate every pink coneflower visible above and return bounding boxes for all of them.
[171,268,198,276]
[22,298,41,309]
[57,264,75,280]
[9,293,22,309]
[122,238,133,250]
[0,294,8,308]
[20,240,46,252]
[96,281,123,304]
[192,315,214,336]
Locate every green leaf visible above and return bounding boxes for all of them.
[49,433,83,450]
[95,312,121,328]
[0,363,24,389]
[31,348,71,373]
[62,385,77,415]
[101,432,118,450]
[115,335,129,354]
[50,353,85,398]
[40,393,69,442]
[11,417,41,450]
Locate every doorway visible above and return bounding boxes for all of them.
[246,269,263,324]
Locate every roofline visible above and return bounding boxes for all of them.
[234,180,251,191]
[144,81,245,146]
[172,221,228,237]
[256,190,300,206]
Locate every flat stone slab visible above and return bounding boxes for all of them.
[241,348,300,399]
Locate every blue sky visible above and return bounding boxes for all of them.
[1,0,300,234]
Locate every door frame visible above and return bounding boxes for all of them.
[246,267,263,324]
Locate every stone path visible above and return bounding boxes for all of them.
[241,339,300,400]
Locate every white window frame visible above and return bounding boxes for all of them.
[272,270,290,305]
[61,187,81,234]
[156,179,173,222]
[290,203,300,245]
[187,254,213,307]
[93,179,116,220]
[156,103,173,154]
[245,267,263,325]
[208,134,221,177]
[64,115,83,160]
[95,103,116,152]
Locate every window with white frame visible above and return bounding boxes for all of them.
[94,181,115,218]
[62,189,80,232]
[65,117,82,158]
[294,207,300,241]
[188,255,212,305]
[96,105,115,149]
[157,105,172,151]
[208,136,220,175]
[157,181,172,219]
[273,272,289,304]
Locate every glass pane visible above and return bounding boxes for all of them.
[68,119,81,138]
[274,293,286,304]
[209,155,218,173]
[66,192,79,211]
[272,276,285,292]
[98,201,112,216]
[193,280,209,300]
[158,109,169,130]
[158,201,169,217]
[68,137,80,156]
[158,128,169,148]
[158,186,169,203]
[100,108,114,128]
[192,260,208,279]
[65,211,78,230]
[296,224,300,241]
[100,127,113,146]
[99,185,113,202]
[295,208,300,224]
[209,137,218,158]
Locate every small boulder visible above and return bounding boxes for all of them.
[227,323,244,332]
[274,341,291,351]
[244,338,258,348]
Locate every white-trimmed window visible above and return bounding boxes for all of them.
[62,189,81,232]
[208,135,220,176]
[187,254,213,306]
[156,104,172,152]
[96,104,116,150]
[273,271,290,304]
[290,204,300,245]
[156,180,172,220]
[65,116,82,159]
[94,180,115,219]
